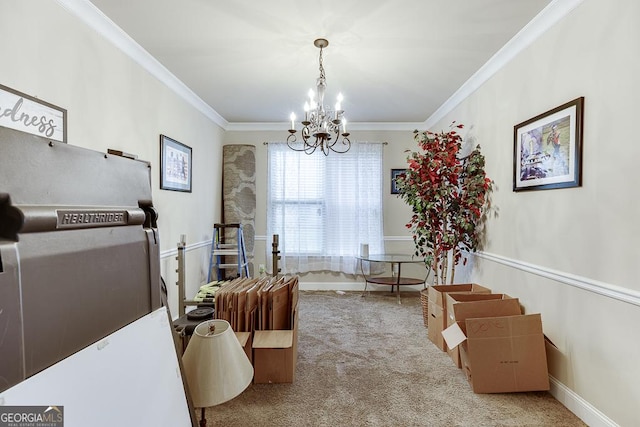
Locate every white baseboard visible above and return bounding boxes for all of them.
[297,281,424,293]
[549,375,618,427]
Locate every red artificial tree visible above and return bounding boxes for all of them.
[395,123,493,285]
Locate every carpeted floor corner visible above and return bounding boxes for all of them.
[206,291,586,426]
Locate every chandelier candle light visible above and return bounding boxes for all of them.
[287,38,351,155]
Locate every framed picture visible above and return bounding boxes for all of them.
[513,97,584,191]
[160,135,192,192]
[0,83,67,143]
[390,168,406,194]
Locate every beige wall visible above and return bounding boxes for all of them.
[3,0,638,424]
[0,1,224,318]
[431,0,640,425]
[222,130,431,289]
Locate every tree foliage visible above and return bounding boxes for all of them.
[395,124,493,284]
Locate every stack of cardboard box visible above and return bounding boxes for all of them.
[213,275,299,384]
[427,283,550,393]
[427,284,491,351]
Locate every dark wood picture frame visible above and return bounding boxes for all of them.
[513,97,584,192]
[160,134,192,192]
[391,168,406,194]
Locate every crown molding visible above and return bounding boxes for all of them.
[225,122,290,132]
[225,121,425,132]
[423,0,585,129]
[56,0,583,133]
[55,0,228,129]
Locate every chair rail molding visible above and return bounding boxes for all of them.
[160,240,210,259]
[474,251,640,307]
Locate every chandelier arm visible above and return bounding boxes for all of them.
[286,132,306,152]
[305,139,318,155]
[331,128,351,152]
[302,125,311,142]
[331,137,351,153]
[325,131,338,148]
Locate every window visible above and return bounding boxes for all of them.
[267,142,384,275]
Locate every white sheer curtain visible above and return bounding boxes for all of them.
[267,142,384,275]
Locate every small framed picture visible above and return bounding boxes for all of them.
[513,97,584,191]
[390,168,406,194]
[160,134,192,192]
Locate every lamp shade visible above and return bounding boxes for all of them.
[182,320,253,408]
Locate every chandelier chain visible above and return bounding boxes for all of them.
[318,46,325,81]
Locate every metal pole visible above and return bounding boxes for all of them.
[176,235,186,316]
[271,234,281,278]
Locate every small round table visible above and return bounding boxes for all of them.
[357,254,427,304]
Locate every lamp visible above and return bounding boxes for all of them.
[287,38,351,155]
[182,319,253,427]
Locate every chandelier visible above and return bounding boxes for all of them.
[287,38,351,155]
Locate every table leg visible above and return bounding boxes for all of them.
[396,263,402,304]
[359,258,368,298]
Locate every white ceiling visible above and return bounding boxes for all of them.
[83,0,556,129]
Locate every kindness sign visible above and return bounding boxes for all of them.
[0,84,67,143]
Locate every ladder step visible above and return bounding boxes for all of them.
[218,263,240,268]
[218,243,238,249]
[217,261,248,267]
[213,249,240,256]
[208,223,250,282]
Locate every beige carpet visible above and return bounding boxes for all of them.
[206,291,586,426]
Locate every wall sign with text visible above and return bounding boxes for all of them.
[0,84,67,143]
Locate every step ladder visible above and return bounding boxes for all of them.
[208,223,250,282]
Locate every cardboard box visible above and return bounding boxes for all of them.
[444,293,513,367]
[443,313,550,393]
[252,309,298,384]
[447,297,521,326]
[235,331,252,364]
[427,284,491,351]
[252,330,297,383]
[445,293,513,327]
